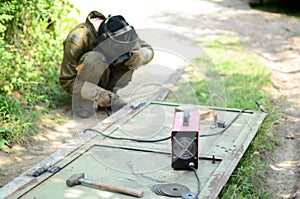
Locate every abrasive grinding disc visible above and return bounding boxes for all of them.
[160,183,190,197]
[151,184,166,196]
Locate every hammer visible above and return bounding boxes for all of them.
[66,173,143,198]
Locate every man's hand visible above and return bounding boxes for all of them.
[96,90,113,107]
[124,50,144,70]
[124,47,153,70]
[81,81,112,107]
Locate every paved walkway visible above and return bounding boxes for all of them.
[69,1,300,198]
[2,1,299,198]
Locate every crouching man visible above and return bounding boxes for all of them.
[59,11,154,118]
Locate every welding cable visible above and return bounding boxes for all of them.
[200,108,250,138]
[84,108,249,141]
[104,107,110,117]
[189,163,201,197]
[97,107,111,117]
[83,128,171,143]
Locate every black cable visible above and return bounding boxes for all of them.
[97,106,111,116]
[200,108,249,137]
[104,107,110,117]
[189,163,201,197]
[84,108,249,142]
[83,128,171,143]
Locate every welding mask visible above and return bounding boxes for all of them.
[94,15,138,65]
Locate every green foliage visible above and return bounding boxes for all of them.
[0,0,78,146]
[0,127,8,148]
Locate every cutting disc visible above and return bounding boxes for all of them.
[151,184,165,196]
[160,183,190,197]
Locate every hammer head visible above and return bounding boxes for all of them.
[66,173,85,187]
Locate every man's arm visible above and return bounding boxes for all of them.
[59,25,89,93]
[124,38,154,69]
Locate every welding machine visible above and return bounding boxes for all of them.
[171,110,200,170]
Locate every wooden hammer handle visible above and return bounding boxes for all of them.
[79,178,143,198]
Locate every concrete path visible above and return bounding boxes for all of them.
[69,1,300,198]
[1,1,299,198]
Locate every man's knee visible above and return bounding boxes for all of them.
[80,51,106,67]
[77,51,109,84]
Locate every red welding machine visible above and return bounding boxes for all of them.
[171,110,200,170]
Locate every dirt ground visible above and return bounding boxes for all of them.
[0,0,299,198]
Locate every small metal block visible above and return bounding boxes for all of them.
[217,121,225,128]
[130,98,146,109]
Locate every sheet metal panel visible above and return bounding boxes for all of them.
[2,102,266,199]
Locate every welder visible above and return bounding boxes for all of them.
[59,11,154,118]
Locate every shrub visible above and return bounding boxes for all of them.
[0,0,78,146]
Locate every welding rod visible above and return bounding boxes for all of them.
[255,100,267,113]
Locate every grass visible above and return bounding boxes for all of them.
[166,35,279,198]
[204,36,272,109]
[221,114,280,198]
[0,87,71,147]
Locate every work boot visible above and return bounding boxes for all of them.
[73,95,94,118]
[75,106,93,118]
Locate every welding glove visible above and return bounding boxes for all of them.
[124,48,153,70]
[81,81,113,107]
